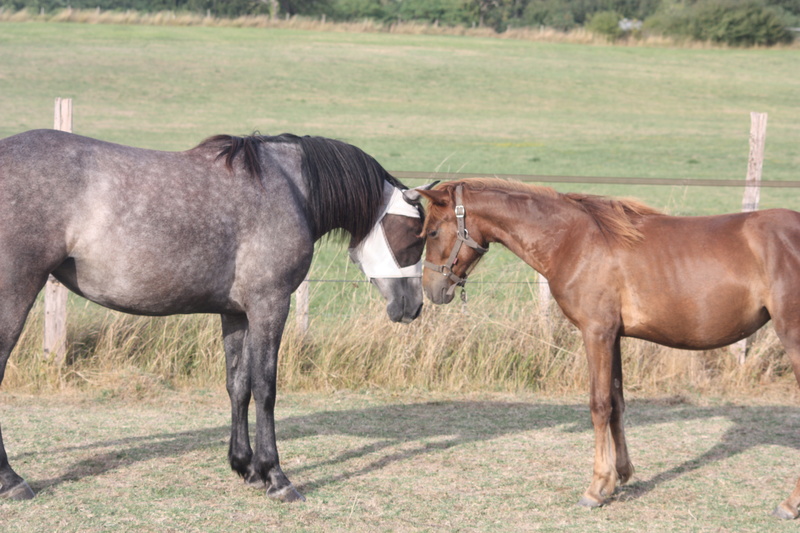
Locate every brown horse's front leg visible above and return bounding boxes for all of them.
[774,477,800,519]
[578,327,620,508]
[610,337,634,485]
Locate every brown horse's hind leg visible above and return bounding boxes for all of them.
[774,477,800,520]
[578,327,620,508]
[772,318,800,519]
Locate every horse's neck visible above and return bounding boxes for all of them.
[475,191,584,279]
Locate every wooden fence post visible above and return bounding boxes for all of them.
[44,98,72,366]
[732,111,768,364]
[538,273,551,336]
[296,277,310,336]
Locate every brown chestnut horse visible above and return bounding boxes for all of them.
[418,178,800,519]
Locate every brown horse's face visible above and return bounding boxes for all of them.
[419,194,486,305]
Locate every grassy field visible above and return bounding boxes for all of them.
[2,22,800,530]
[1,20,800,395]
[1,390,800,532]
[1,22,799,213]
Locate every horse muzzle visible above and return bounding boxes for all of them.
[386,295,423,323]
[423,275,457,305]
[371,277,424,323]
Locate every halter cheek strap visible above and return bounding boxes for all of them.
[424,185,488,295]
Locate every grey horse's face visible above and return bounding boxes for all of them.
[349,185,428,324]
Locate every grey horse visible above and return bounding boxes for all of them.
[0,129,431,502]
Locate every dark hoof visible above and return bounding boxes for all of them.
[772,505,798,520]
[0,481,35,501]
[577,495,604,509]
[267,483,306,502]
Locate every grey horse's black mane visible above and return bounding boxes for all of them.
[201,133,408,244]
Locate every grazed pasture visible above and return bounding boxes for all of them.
[1,391,799,532]
[1,22,799,531]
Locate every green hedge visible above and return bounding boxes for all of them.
[1,0,797,46]
[646,0,794,46]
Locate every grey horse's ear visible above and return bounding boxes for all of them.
[402,181,440,204]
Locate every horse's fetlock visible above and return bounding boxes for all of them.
[228,449,253,478]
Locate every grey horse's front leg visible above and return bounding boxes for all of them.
[247,297,304,502]
[223,300,303,502]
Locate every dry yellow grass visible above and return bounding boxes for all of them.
[5,294,798,402]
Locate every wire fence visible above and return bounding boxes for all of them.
[299,111,782,366]
[306,165,800,290]
[39,102,795,360]
[390,171,800,188]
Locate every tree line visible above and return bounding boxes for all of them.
[2,0,798,45]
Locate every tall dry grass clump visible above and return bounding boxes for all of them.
[6,301,223,397]
[5,293,798,400]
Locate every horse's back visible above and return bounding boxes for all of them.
[0,129,314,316]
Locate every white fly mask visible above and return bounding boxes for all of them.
[349,182,424,279]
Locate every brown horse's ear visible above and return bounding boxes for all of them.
[415,187,450,206]
[402,181,439,204]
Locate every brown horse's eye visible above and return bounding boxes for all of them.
[428,229,439,238]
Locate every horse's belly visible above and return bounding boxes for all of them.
[622,280,770,350]
[52,255,240,316]
[622,304,769,350]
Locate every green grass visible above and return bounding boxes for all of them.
[1,390,799,532]
[3,19,793,288]
[1,21,800,397]
[1,22,798,215]
[2,21,800,531]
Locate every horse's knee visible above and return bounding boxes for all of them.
[589,396,613,426]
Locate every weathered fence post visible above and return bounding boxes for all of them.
[538,273,551,336]
[295,277,310,336]
[732,111,768,364]
[44,97,72,365]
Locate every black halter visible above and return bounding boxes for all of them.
[424,185,488,296]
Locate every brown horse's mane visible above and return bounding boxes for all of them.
[437,178,662,247]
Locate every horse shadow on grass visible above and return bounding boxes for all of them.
[17,425,230,494]
[15,397,800,502]
[612,399,800,503]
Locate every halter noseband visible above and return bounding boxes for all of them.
[424,185,488,296]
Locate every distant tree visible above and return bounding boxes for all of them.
[646,0,794,46]
[586,9,623,38]
[521,0,577,29]
[330,0,387,19]
[394,0,473,25]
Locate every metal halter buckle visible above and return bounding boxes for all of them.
[423,185,488,297]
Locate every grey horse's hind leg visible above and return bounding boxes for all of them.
[0,426,34,500]
[0,273,48,500]
[221,313,257,485]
